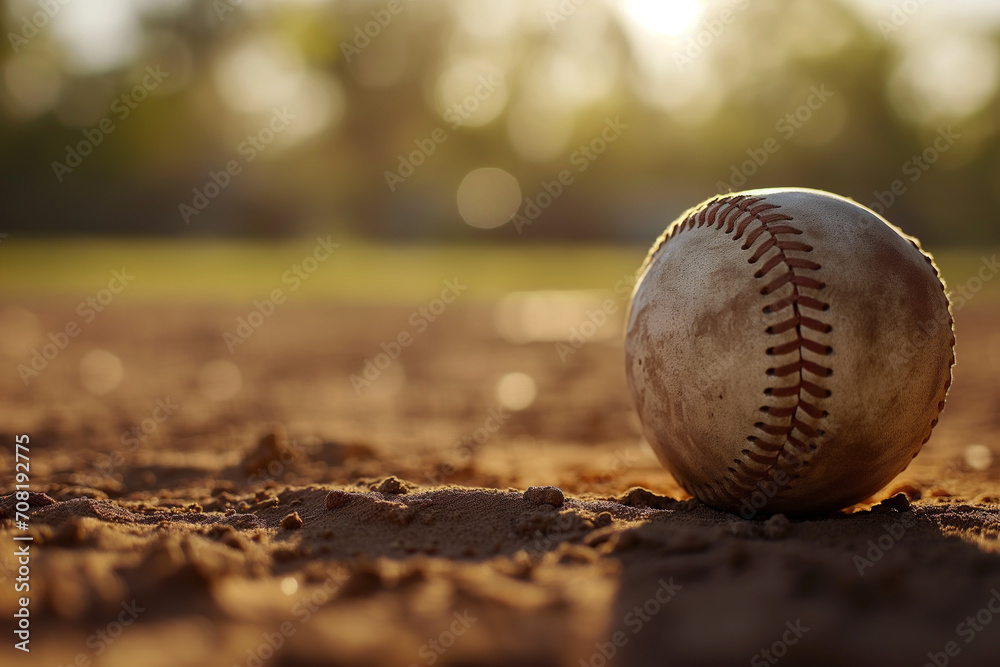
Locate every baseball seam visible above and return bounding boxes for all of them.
[643,194,833,507]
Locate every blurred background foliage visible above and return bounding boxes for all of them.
[1,0,999,246]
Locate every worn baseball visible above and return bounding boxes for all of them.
[625,188,954,516]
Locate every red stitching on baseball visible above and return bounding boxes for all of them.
[796,296,829,311]
[741,218,777,248]
[764,224,801,234]
[733,213,759,240]
[790,275,825,289]
[783,258,822,271]
[760,272,794,295]
[695,206,709,227]
[723,200,749,232]
[748,238,776,262]
[756,423,793,436]
[636,193,843,506]
[745,437,786,452]
[743,448,774,464]
[796,402,827,419]
[759,213,795,225]
[792,419,818,437]
[656,194,837,504]
[753,254,787,278]
[704,201,724,227]
[776,241,814,252]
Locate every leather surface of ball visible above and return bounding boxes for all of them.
[624,188,955,516]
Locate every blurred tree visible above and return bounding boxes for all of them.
[0,0,997,245]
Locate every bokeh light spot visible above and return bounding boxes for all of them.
[51,0,142,74]
[457,167,521,229]
[621,0,702,37]
[964,444,993,471]
[214,36,305,114]
[280,577,298,595]
[454,0,520,40]
[890,33,999,123]
[494,291,620,344]
[79,349,124,395]
[496,372,537,411]
[214,35,342,145]
[434,59,507,128]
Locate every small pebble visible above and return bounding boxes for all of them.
[594,512,613,528]
[281,512,303,529]
[882,492,911,512]
[524,485,564,507]
[378,476,409,495]
[325,490,352,509]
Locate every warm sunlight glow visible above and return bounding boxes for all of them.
[621,0,702,37]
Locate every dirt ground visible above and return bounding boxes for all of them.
[1,297,999,667]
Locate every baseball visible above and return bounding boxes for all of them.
[625,188,955,516]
